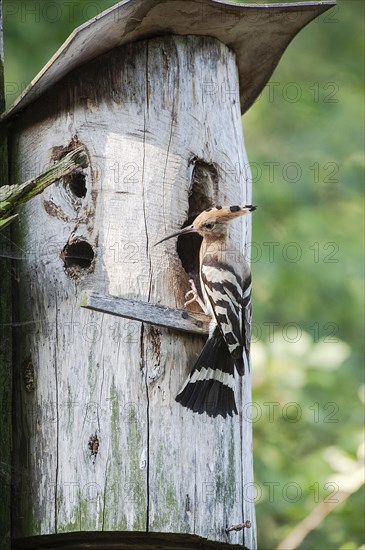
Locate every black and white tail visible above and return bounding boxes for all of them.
[175,326,239,418]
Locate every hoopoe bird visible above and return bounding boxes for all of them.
[156,204,256,418]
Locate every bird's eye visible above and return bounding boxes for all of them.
[204,222,215,230]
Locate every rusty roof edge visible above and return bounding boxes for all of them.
[1,0,336,121]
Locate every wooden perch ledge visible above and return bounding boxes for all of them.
[80,290,210,335]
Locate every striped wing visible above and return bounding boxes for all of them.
[201,259,252,375]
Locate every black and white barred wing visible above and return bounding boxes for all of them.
[201,260,252,375]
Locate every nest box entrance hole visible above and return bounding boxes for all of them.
[177,160,219,280]
[61,239,95,276]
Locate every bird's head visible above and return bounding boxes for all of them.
[155,204,256,244]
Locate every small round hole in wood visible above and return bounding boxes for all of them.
[62,240,94,272]
[65,172,87,198]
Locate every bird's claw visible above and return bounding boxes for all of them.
[184,296,196,307]
[184,279,207,311]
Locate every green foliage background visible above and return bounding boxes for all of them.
[2,1,364,548]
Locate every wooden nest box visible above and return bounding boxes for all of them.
[2,1,335,549]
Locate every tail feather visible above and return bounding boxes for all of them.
[176,327,238,418]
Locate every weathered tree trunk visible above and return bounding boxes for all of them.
[10,35,255,549]
[0,1,12,547]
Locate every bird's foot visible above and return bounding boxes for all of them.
[184,279,209,315]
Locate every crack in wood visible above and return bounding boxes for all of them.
[54,296,59,533]
[139,323,150,532]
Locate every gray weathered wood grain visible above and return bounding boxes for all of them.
[10,35,256,548]
[80,291,210,335]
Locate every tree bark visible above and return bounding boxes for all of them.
[10,35,256,549]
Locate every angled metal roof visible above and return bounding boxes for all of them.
[2,0,335,120]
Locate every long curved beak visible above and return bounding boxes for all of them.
[155,224,197,245]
